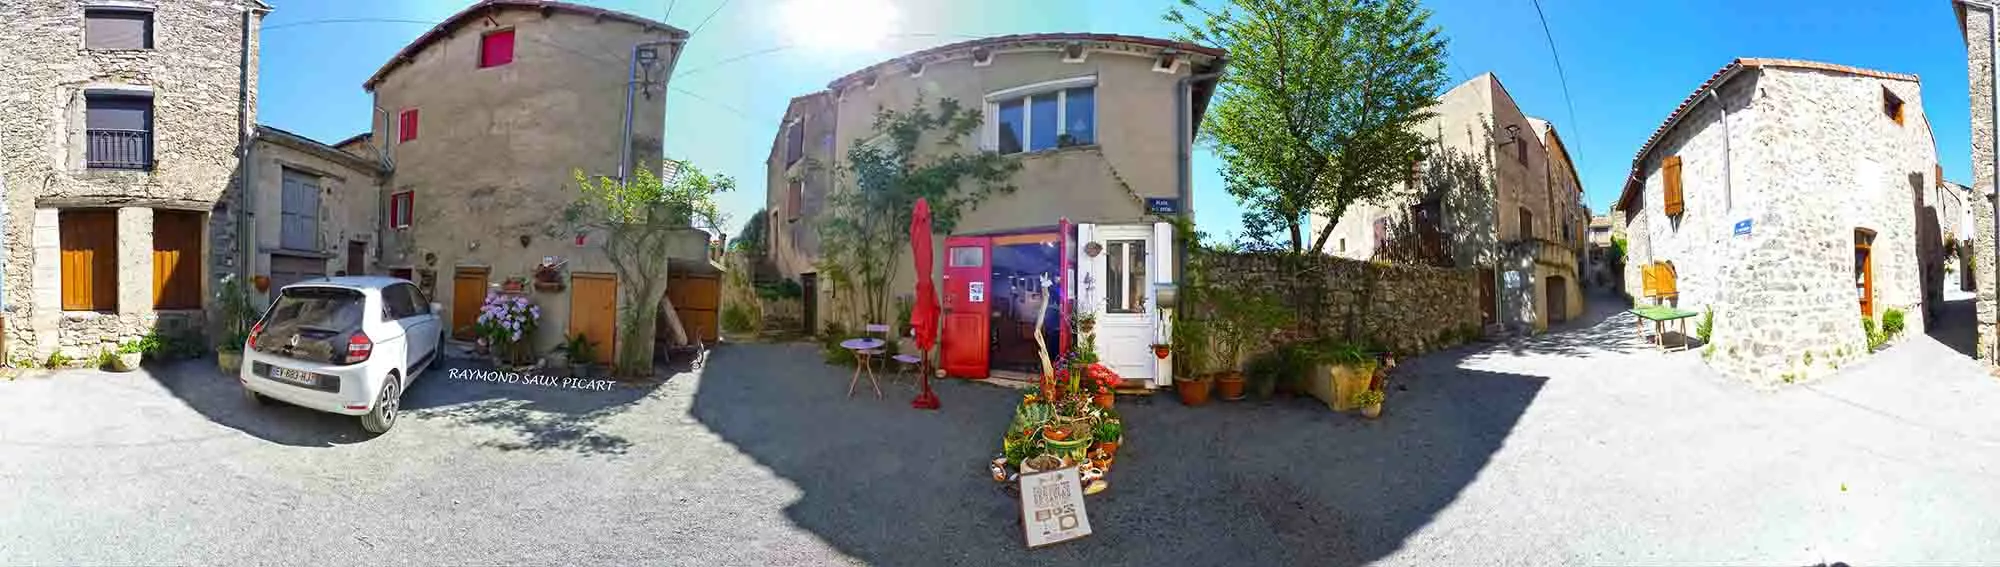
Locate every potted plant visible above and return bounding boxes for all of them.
[474,292,542,368]
[1304,340,1379,412]
[1213,289,1293,401]
[215,274,256,374]
[1353,389,1386,418]
[562,333,598,377]
[1169,313,1214,406]
[1093,419,1123,455]
[109,341,143,372]
[1075,311,1097,335]
[1150,342,1171,359]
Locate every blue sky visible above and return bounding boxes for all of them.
[258,0,1978,242]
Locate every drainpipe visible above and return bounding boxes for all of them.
[1710,89,1733,211]
[1175,60,1226,288]
[619,37,688,185]
[236,8,256,286]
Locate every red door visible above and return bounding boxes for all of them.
[942,236,993,379]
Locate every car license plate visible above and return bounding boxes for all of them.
[270,366,316,385]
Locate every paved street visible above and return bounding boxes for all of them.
[3,293,1998,566]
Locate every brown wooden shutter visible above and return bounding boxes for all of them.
[60,210,118,311]
[153,210,203,309]
[1662,155,1685,217]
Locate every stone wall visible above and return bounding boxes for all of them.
[1624,63,1936,385]
[1964,4,2000,364]
[0,0,262,361]
[1201,253,1483,357]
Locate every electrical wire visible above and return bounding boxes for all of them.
[689,0,732,37]
[1528,0,1581,159]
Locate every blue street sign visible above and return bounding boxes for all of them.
[1733,219,1752,237]
[1146,198,1179,215]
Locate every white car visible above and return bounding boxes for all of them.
[238,276,444,434]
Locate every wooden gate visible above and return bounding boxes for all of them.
[450,267,489,339]
[569,272,618,364]
[666,272,721,343]
[1478,267,1497,325]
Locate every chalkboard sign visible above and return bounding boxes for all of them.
[1021,466,1092,548]
[1145,198,1179,215]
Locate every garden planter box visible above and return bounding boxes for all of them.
[1305,362,1376,412]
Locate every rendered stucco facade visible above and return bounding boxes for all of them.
[0,0,266,361]
[1310,73,1582,333]
[1617,59,1938,384]
[365,2,706,355]
[766,35,1225,331]
[766,92,836,282]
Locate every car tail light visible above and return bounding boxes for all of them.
[248,322,264,349]
[346,333,373,365]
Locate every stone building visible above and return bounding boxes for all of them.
[363,0,710,363]
[764,33,1227,386]
[245,126,387,297]
[1956,1,2000,361]
[0,0,269,362]
[1616,58,1940,383]
[1310,73,1584,334]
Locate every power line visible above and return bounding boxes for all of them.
[663,0,676,23]
[1528,0,1581,155]
[689,0,732,37]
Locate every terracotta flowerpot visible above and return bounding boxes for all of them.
[1216,371,1247,401]
[1152,346,1171,359]
[1094,392,1114,408]
[1097,441,1119,455]
[1362,403,1383,419]
[1175,376,1212,406]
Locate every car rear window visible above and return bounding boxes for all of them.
[264,287,365,331]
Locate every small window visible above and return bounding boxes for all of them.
[1104,240,1147,313]
[949,246,984,267]
[398,109,419,143]
[85,9,152,50]
[787,180,803,223]
[389,192,414,228]
[85,94,153,170]
[1520,207,1535,239]
[1884,87,1905,126]
[479,29,515,68]
[992,85,1096,155]
[1372,217,1390,248]
[785,119,805,166]
[1338,238,1346,252]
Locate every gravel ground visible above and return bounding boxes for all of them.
[3,293,1999,566]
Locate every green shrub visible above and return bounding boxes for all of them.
[817,322,856,366]
[97,350,117,368]
[45,351,73,369]
[1882,308,1905,338]
[117,340,143,355]
[1696,306,1714,344]
[721,303,758,334]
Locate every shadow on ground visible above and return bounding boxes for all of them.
[1480,292,1654,359]
[692,334,1549,565]
[1925,296,1977,359]
[144,354,685,454]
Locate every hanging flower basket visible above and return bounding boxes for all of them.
[1150,343,1171,359]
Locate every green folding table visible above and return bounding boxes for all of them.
[1629,305,1699,352]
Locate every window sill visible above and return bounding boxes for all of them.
[86,48,154,53]
[60,310,118,319]
[999,143,1100,159]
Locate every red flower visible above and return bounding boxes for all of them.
[1085,363,1122,388]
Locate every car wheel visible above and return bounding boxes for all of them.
[360,374,402,434]
[243,386,266,405]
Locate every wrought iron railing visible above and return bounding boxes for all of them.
[87,128,151,170]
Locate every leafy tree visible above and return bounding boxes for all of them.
[735,208,770,258]
[1167,0,1452,253]
[816,97,1020,325]
[567,160,730,378]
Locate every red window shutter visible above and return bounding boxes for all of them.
[480,29,515,68]
[399,109,418,143]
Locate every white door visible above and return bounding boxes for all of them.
[1079,224,1172,387]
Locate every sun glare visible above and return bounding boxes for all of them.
[779,0,901,52]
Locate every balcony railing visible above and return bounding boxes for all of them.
[87,128,152,170]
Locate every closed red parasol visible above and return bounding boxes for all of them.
[910,198,942,410]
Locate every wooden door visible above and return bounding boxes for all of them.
[450,267,489,339]
[665,272,720,343]
[1856,233,1875,317]
[941,236,992,379]
[800,273,818,334]
[1477,267,1497,325]
[569,272,618,364]
[1546,275,1568,324]
[346,241,366,275]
